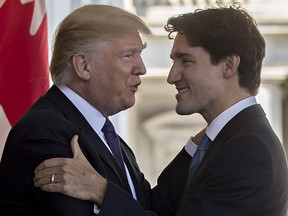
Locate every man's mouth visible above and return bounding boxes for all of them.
[177,87,189,93]
[130,83,141,92]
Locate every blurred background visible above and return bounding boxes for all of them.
[45,0,288,186]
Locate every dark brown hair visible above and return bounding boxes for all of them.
[164,3,265,95]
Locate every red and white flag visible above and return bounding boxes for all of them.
[0,0,49,159]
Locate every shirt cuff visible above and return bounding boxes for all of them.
[184,137,198,157]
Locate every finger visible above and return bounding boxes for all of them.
[70,135,84,159]
[34,158,64,174]
[34,174,50,187]
[34,166,62,181]
[34,173,59,187]
[40,183,63,193]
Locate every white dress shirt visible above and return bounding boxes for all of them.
[58,85,137,213]
[185,96,257,157]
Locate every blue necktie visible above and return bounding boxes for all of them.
[188,133,211,184]
[101,118,126,175]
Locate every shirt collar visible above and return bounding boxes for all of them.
[57,85,106,133]
[206,96,257,141]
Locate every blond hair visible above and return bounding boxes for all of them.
[50,4,151,85]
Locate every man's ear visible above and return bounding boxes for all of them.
[72,54,91,81]
[223,55,240,79]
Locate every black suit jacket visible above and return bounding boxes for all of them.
[0,85,156,216]
[154,104,288,216]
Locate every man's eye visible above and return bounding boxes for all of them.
[115,53,133,60]
[124,54,133,58]
[181,59,192,64]
[121,53,134,59]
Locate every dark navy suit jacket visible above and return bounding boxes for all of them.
[0,85,157,216]
[153,104,288,216]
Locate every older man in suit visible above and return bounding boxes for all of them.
[0,4,160,216]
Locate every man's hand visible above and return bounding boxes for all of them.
[34,135,107,206]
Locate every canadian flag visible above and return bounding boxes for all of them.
[0,0,49,159]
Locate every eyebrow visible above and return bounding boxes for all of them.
[116,42,147,57]
[130,42,147,54]
[127,42,147,52]
[170,52,194,60]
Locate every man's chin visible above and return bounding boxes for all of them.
[175,105,193,116]
[123,99,135,111]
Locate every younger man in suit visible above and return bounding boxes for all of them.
[160,2,288,215]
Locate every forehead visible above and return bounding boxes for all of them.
[171,34,191,53]
[170,34,209,59]
[109,34,146,51]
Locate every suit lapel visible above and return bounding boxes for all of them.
[119,136,148,204]
[194,104,266,181]
[45,86,132,193]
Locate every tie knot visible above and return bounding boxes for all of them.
[102,118,116,134]
[197,134,211,151]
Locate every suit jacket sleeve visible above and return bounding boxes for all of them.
[0,111,157,216]
[99,182,156,216]
[12,118,97,216]
[150,148,191,216]
[0,85,186,216]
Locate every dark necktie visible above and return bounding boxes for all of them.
[101,118,126,175]
[187,133,211,184]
